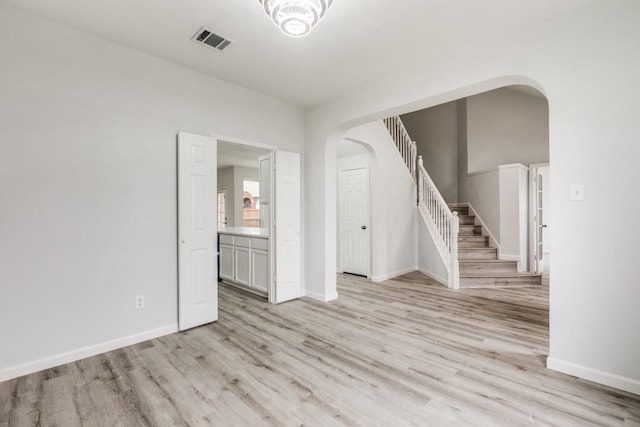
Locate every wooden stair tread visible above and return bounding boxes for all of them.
[460,272,541,278]
[459,259,515,263]
[459,247,495,251]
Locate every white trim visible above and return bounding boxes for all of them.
[371,267,416,283]
[467,166,498,177]
[305,290,338,302]
[0,324,178,383]
[209,132,277,152]
[547,357,640,396]
[417,267,449,287]
[498,163,529,171]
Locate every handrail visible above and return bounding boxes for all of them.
[382,116,417,180]
[417,156,460,289]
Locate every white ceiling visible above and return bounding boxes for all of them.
[0,0,590,107]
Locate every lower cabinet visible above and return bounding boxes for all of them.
[251,249,269,292]
[219,233,269,297]
[219,244,235,282]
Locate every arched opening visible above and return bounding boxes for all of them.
[322,76,549,300]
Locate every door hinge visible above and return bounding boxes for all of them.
[273,274,277,283]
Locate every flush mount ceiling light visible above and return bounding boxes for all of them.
[258,0,334,37]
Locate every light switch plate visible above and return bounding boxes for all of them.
[570,184,584,201]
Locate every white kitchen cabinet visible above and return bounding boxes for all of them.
[219,244,235,282]
[251,249,269,292]
[218,227,269,297]
[234,246,251,286]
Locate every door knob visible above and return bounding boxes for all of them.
[361,225,367,230]
[541,224,548,228]
[181,239,187,244]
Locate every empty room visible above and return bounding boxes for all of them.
[1,0,639,425]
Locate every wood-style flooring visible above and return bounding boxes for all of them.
[2,268,639,426]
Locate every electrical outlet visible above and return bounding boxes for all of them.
[135,295,145,310]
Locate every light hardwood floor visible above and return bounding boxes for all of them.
[1,268,639,426]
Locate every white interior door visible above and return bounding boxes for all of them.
[530,165,547,274]
[271,150,302,304]
[339,167,370,276]
[217,188,228,228]
[177,132,218,330]
[258,154,271,229]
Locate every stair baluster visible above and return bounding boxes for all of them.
[417,155,460,289]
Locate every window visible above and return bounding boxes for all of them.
[243,180,260,227]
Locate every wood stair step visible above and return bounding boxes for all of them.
[459,259,518,273]
[459,225,483,236]
[449,206,469,215]
[458,215,476,225]
[458,247,498,260]
[458,236,490,247]
[460,272,542,288]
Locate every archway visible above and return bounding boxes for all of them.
[321,76,548,300]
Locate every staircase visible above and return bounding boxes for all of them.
[451,205,542,288]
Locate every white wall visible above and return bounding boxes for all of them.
[0,5,304,380]
[401,102,459,202]
[342,123,417,283]
[304,1,640,394]
[416,213,449,285]
[467,87,549,173]
[498,164,529,270]
[457,100,501,241]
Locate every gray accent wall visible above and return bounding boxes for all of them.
[401,101,459,203]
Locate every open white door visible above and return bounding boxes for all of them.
[530,165,548,274]
[271,150,302,304]
[177,132,218,330]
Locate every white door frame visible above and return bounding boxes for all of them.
[529,162,549,274]
[210,134,280,304]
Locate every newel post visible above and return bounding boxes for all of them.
[450,211,460,290]
[417,155,424,206]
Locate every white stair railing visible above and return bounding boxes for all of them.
[417,156,460,289]
[382,116,417,179]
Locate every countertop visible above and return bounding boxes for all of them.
[218,226,269,238]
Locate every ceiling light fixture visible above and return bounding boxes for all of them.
[258,0,334,37]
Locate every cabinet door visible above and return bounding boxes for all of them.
[251,249,269,292]
[219,244,235,282]
[234,247,251,286]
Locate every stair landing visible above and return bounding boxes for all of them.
[450,204,542,289]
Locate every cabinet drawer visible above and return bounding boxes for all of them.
[234,236,252,248]
[251,238,268,251]
[219,234,234,245]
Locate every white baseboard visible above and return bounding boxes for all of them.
[417,267,448,286]
[371,267,416,283]
[547,357,640,395]
[305,290,338,302]
[0,323,178,383]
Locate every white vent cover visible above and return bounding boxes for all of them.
[192,27,232,51]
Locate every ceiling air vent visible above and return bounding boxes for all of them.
[192,27,232,52]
